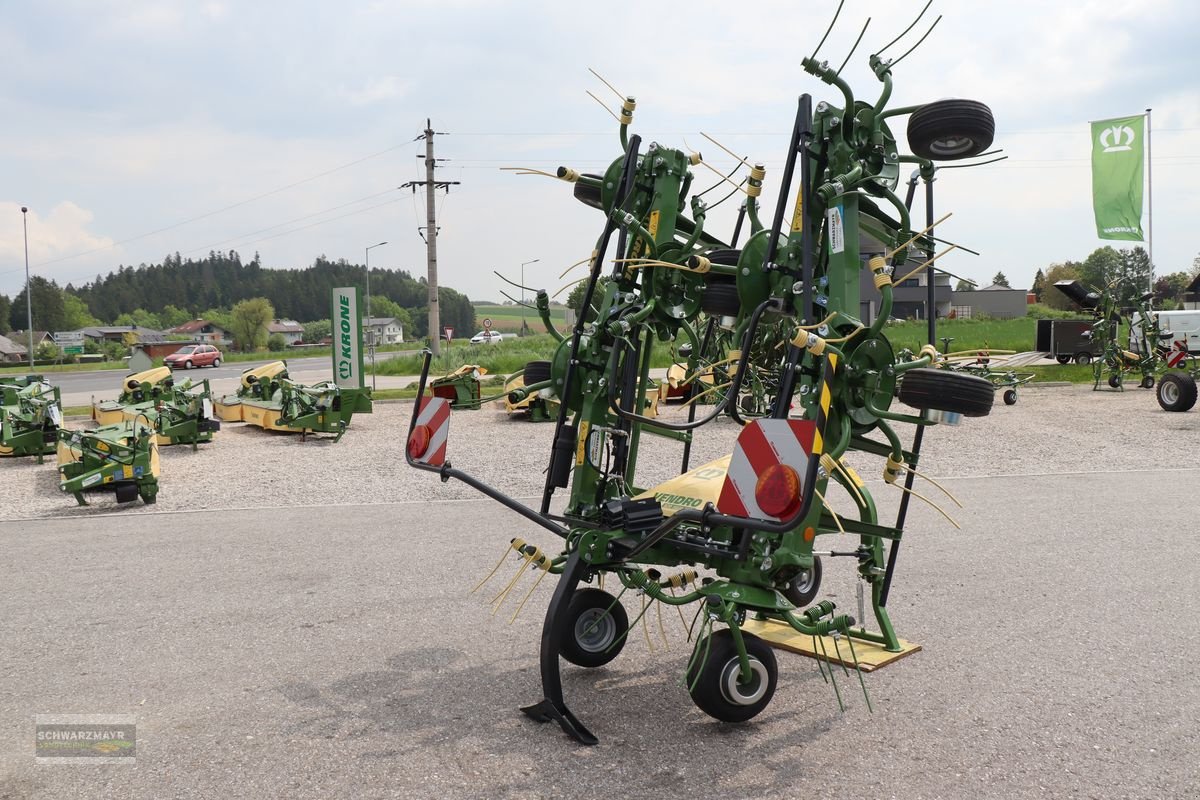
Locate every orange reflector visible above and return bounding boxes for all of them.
[407,424,432,460]
[803,526,815,542]
[754,464,802,518]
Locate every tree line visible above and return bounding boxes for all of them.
[2,250,475,342]
[1030,245,1197,311]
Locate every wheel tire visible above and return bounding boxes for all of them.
[1140,375,1155,389]
[185,360,193,370]
[213,358,221,368]
[1074,353,1092,365]
[701,279,742,316]
[572,173,603,210]
[897,368,994,417]
[705,249,742,267]
[560,588,628,668]
[1055,355,1072,365]
[1108,375,1121,389]
[523,360,553,385]
[1003,388,1018,406]
[782,557,822,608]
[906,99,995,161]
[1157,373,1198,412]
[687,629,778,723]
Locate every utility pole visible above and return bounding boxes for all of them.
[400,119,459,356]
[21,206,33,369]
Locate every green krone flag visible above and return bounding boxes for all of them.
[1091,115,1145,241]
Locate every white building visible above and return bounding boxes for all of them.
[364,317,404,345]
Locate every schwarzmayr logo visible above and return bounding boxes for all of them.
[1099,124,1136,153]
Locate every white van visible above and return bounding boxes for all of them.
[1130,310,1200,354]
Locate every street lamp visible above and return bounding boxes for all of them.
[520,258,539,334]
[21,206,32,369]
[365,241,388,390]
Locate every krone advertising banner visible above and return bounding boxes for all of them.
[331,286,364,389]
[1091,115,1145,241]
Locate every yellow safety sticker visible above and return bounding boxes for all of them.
[576,420,590,466]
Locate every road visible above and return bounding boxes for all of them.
[0,470,1196,799]
[48,351,420,407]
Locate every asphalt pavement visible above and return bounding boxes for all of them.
[1,469,1196,799]
[44,351,419,407]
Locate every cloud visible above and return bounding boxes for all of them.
[0,203,117,291]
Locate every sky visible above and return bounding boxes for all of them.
[2,0,1198,312]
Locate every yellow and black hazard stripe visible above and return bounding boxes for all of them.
[812,352,837,456]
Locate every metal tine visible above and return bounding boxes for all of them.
[497,288,536,310]
[816,634,845,711]
[890,15,942,69]
[835,17,872,78]
[846,634,874,713]
[875,0,934,58]
[493,269,536,293]
[809,0,846,60]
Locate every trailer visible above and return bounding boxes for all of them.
[1035,319,1103,365]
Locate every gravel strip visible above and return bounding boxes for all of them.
[2,383,1197,521]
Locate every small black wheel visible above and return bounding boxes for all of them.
[1003,388,1018,405]
[1157,373,1198,412]
[572,173,603,210]
[782,557,822,608]
[906,99,995,161]
[705,249,742,266]
[1055,355,1072,365]
[523,360,553,385]
[1140,375,1155,389]
[1074,353,1093,365]
[687,629,777,723]
[560,588,628,668]
[897,368,994,417]
[700,279,742,317]
[1108,375,1121,389]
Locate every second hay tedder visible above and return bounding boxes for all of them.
[407,5,999,744]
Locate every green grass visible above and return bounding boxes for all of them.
[472,304,567,334]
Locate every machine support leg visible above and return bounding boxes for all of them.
[520,550,598,745]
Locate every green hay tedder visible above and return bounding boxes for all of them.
[408,4,999,743]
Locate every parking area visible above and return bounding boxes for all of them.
[2,387,1198,798]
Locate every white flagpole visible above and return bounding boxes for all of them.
[1145,107,1153,294]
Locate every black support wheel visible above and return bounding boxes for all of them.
[700,279,742,317]
[559,588,628,668]
[1157,373,1198,412]
[1003,388,1018,405]
[1055,355,1072,365]
[1108,375,1122,389]
[523,360,553,385]
[906,99,995,161]
[687,629,777,723]
[897,368,994,417]
[1140,375,1156,389]
[781,557,822,608]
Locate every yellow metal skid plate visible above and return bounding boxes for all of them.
[634,454,730,516]
[744,618,921,672]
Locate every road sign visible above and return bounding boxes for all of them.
[62,346,84,355]
[55,331,85,344]
[444,327,454,341]
[483,317,493,330]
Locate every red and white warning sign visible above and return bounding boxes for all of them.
[407,396,451,466]
[1167,340,1188,368]
[717,419,817,521]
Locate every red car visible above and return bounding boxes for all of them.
[164,344,222,369]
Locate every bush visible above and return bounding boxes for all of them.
[267,333,287,352]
